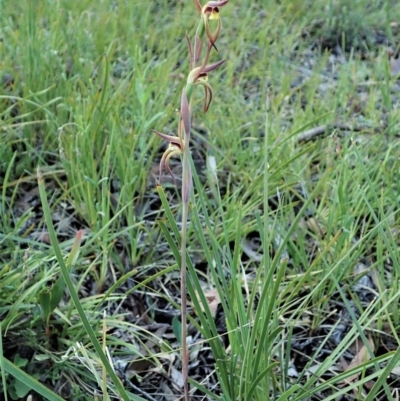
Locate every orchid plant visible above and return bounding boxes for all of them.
[152,1,228,400]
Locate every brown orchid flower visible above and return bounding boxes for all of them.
[153,90,191,185]
[193,0,229,50]
[152,129,183,185]
[185,35,225,112]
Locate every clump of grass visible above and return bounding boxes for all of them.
[304,0,392,52]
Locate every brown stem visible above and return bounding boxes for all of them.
[180,192,190,401]
[180,94,193,401]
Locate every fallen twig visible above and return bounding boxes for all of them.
[296,122,383,143]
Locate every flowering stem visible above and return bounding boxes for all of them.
[180,185,190,401]
[153,3,228,399]
[180,92,193,401]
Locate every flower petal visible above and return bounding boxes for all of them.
[204,0,228,7]
[152,130,182,149]
[200,81,213,112]
[164,148,181,186]
[203,15,218,51]
[159,146,181,185]
[203,58,225,73]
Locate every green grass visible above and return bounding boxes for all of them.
[2,0,400,400]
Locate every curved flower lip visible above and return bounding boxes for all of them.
[152,90,191,185]
[160,144,182,186]
[208,9,219,20]
[153,129,183,184]
[197,78,213,112]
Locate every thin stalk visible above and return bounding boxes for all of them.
[180,191,190,401]
[153,4,229,399]
[180,94,193,401]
